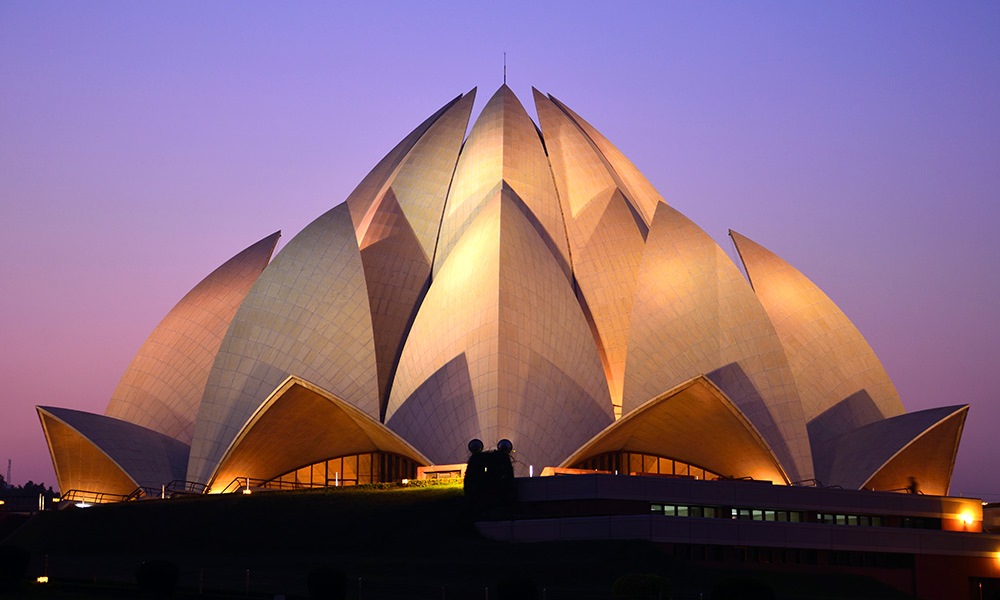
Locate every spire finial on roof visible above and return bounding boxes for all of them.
[503,52,507,85]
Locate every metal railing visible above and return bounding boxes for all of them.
[217,476,334,494]
[59,489,130,505]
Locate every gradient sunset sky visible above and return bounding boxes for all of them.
[2,2,998,498]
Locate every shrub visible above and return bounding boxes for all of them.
[613,573,670,599]
[307,566,348,600]
[497,575,538,600]
[135,559,179,597]
[0,546,29,592]
[711,577,775,600]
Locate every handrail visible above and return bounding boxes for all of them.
[164,480,208,496]
[60,489,130,505]
[218,476,333,494]
[219,476,268,494]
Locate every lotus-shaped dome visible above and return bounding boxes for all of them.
[38,85,966,499]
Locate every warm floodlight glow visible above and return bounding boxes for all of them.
[74,502,91,508]
[36,576,49,584]
[961,511,975,526]
[401,478,409,485]
[242,489,252,495]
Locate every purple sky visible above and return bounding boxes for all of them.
[2,2,998,498]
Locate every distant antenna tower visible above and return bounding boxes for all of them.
[5,459,10,486]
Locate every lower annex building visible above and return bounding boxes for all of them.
[38,84,967,501]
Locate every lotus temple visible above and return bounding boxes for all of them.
[38,83,1000,597]
[37,84,969,499]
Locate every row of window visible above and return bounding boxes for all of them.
[652,503,940,530]
[816,512,883,527]
[653,504,804,522]
[815,512,940,529]
[576,451,722,481]
[264,452,418,489]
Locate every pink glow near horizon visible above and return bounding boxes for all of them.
[2,2,998,498]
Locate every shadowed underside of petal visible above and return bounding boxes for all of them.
[561,376,787,484]
[816,404,967,494]
[39,406,189,496]
[208,376,430,492]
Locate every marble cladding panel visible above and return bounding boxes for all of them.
[546,93,663,228]
[187,203,378,484]
[730,230,905,435]
[624,203,813,482]
[536,90,647,417]
[345,94,464,238]
[105,233,279,443]
[435,86,571,279]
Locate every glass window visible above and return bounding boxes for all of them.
[651,504,663,514]
[643,454,658,474]
[297,466,310,485]
[359,454,372,484]
[343,455,358,480]
[764,510,776,521]
[629,453,643,475]
[677,505,689,517]
[328,458,343,485]
[752,510,764,521]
